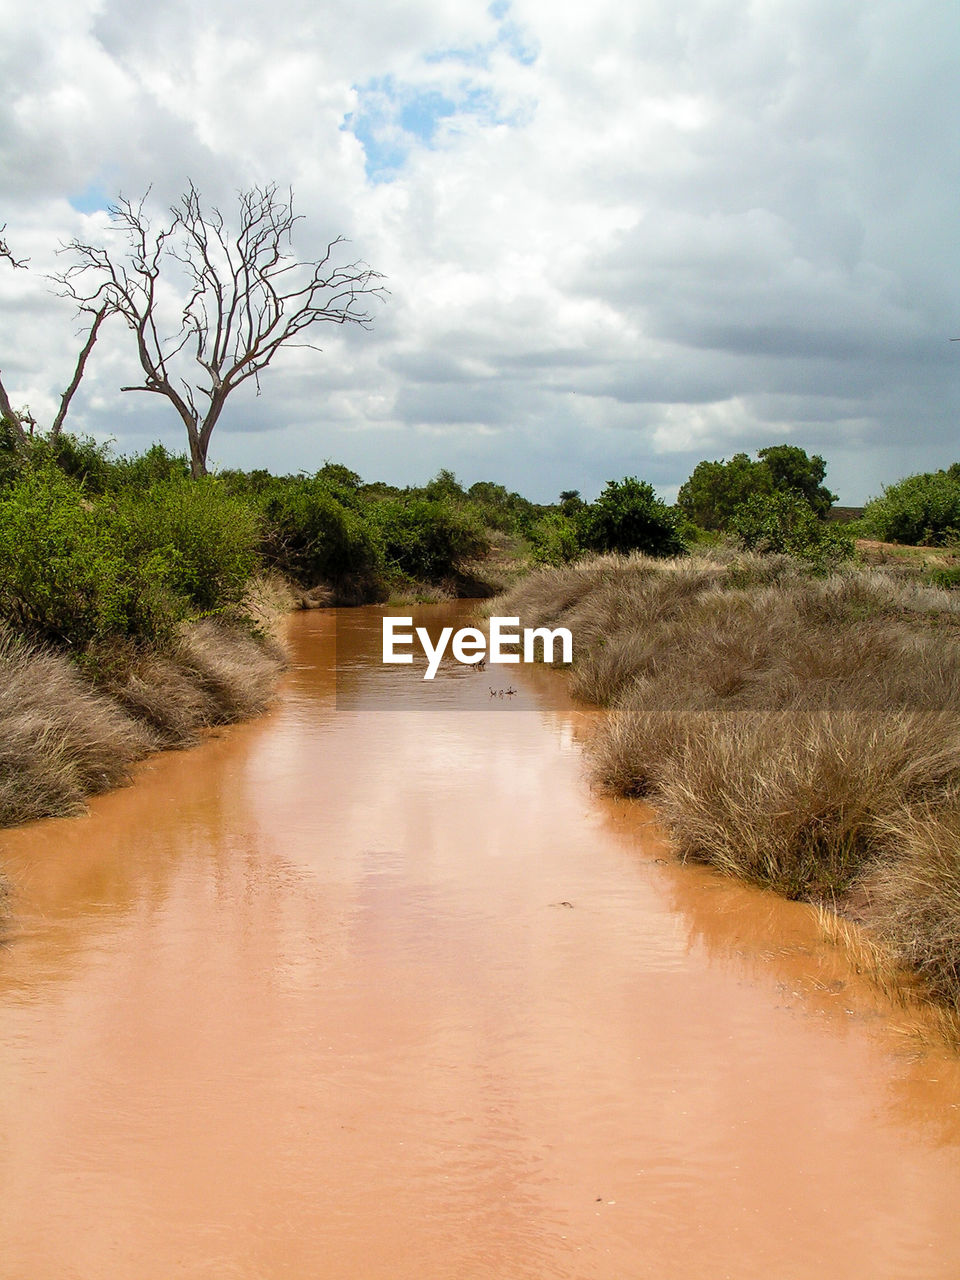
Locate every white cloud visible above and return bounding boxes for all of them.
[1,0,958,502]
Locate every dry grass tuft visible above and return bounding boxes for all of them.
[174,620,285,722]
[511,553,960,1010]
[244,571,299,634]
[863,803,960,1006]
[648,711,960,898]
[814,906,910,1001]
[386,581,456,605]
[1,608,288,828]
[0,628,151,825]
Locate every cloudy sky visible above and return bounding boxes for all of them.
[1,0,957,503]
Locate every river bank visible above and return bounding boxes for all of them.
[494,553,960,1023]
[0,574,294,830]
[1,601,959,1278]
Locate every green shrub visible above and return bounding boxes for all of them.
[926,566,960,591]
[0,418,25,488]
[260,478,383,586]
[756,444,835,517]
[579,478,687,558]
[0,466,179,648]
[677,445,835,531]
[677,454,773,530]
[423,468,467,503]
[528,512,581,565]
[466,480,539,533]
[113,443,191,490]
[863,471,960,546]
[371,496,489,582]
[731,491,854,568]
[113,478,261,613]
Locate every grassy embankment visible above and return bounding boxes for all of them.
[0,446,295,828]
[495,552,960,1016]
[0,437,540,830]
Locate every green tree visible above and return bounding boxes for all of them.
[677,454,772,530]
[863,470,960,545]
[559,489,584,517]
[730,491,853,568]
[370,497,488,582]
[678,444,836,530]
[757,445,835,517]
[580,478,686,557]
[466,480,537,532]
[423,468,466,502]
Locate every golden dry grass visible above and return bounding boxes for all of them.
[863,803,960,1005]
[505,553,960,1009]
[0,606,287,828]
[0,626,151,825]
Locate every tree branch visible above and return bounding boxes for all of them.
[49,305,109,438]
[54,183,387,475]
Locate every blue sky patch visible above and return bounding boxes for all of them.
[68,180,111,214]
[345,77,515,182]
[344,2,537,183]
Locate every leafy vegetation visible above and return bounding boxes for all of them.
[370,496,489,583]
[258,477,383,593]
[676,453,773,530]
[730,490,854,567]
[528,512,581,565]
[0,465,181,650]
[863,468,960,546]
[579,477,687,557]
[677,444,835,530]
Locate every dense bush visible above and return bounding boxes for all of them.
[29,432,119,494]
[756,444,835,517]
[0,463,264,654]
[260,478,383,587]
[467,480,540,533]
[677,454,773,530]
[528,512,581,565]
[0,418,24,487]
[863,470,960,546]
[0,466,179,649]
[371,496,489,582]
[579,478,686,558]
[113,443,191,491]
[677,444,835,530]
[113,478,261,613]
[731,491,853,567]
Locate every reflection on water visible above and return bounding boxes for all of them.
[0,603,959,1280]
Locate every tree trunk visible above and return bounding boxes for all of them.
[188,433,207,478]
[0,373,28,448]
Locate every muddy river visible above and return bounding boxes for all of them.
[1,603,959,1279]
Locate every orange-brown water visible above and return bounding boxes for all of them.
[1,603,960,1280]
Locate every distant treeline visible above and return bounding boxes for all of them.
[3,424,960,669]
[2,423,960,830]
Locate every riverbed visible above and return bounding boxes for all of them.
[1,603,959,1278]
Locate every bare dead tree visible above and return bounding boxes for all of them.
[0,223,109,447]
[0,225,30,445]
[55,183,386,477]
[0,226,27,270]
